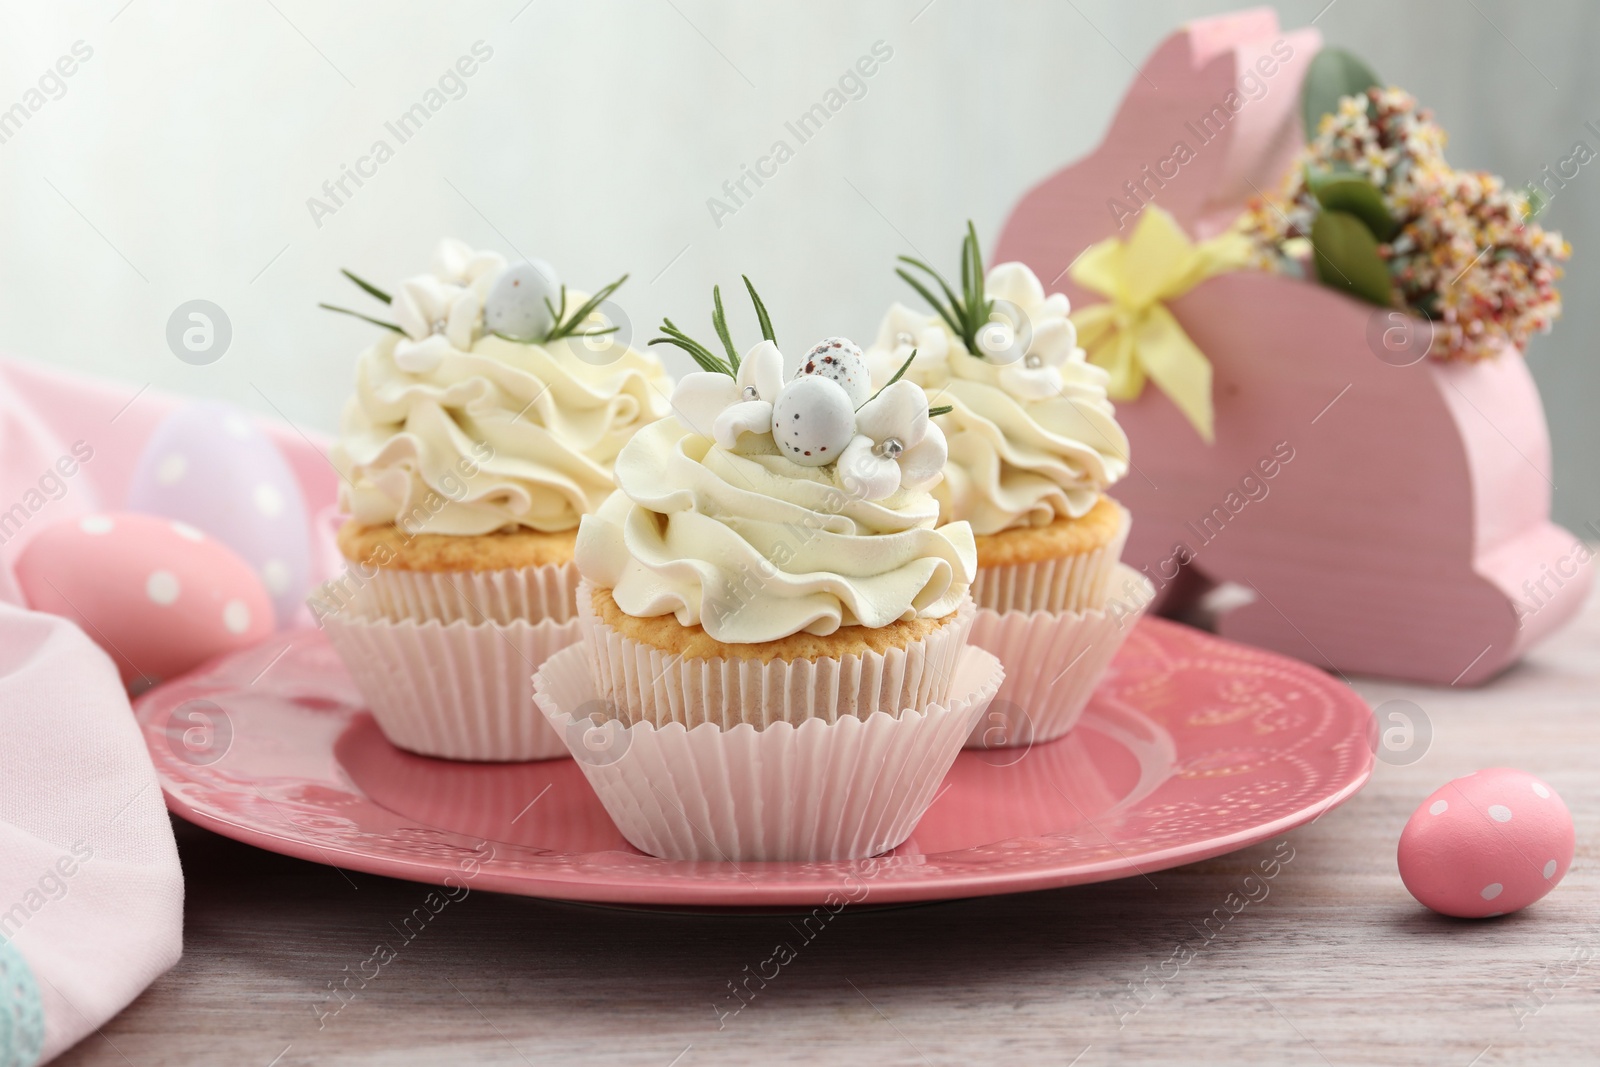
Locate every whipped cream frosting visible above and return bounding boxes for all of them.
[865,261,1129,536]
[333,242,672,536]
[576,418,977,643]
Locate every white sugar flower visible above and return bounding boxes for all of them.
[838,380,948,501]
[386,240,508,373]
[669,340,784,448]
[985,262,1079,400]
[392,274,481,374]
[432,238,507,299]
[865,303,949,386]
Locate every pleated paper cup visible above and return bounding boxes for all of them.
[533,642,1004,861]
[313,571,579,762]
[351,561,581,626]
[964,565,1153,749]
[576,582,976,728]
[971,502,1131,615]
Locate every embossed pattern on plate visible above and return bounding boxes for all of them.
[136,617,1374,907]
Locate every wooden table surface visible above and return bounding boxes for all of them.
[56,590,1600,1067]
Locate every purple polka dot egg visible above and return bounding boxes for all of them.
[1398,768,1574,918]
[125,401,310,626]
[15,511,273,691]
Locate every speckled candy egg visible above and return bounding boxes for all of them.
[770,376,856,467]
[798,336,872,407]
[16,512,274,691]
[126,402,310,626]
[1398,768,1574,918]
[484,259,560,340]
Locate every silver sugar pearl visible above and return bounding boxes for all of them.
[1025,353,1043,369]
[895,331,915,348]
[742,385,760,402]
[431,319,448,335]
[873,436,904,459]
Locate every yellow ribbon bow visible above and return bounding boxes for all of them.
[1069,206,1251,443]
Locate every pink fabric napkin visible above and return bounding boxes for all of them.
[0,602,182,1063]
[0,357,340,1062]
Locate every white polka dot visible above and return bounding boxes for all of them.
[254,484,284,517]
[1488,805,1513,823]
[1543,859,1558,879]
[1429,800,1449,815]
[224,415,250,438]
[79,516,113,535]
[1532,782,1550,799]
[170,521,204,542]
[261,559,291,595]
[155,453,187,485]
[1481,883,1504,901]
[222,599,251,634]
[146,571,180,605]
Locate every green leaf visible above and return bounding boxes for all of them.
[1301,47,1381,142]
[711,285,739,370]
[741,275,776,346]
[927,404,953,417]
[1522,184,1549,221]
[341,269,392,304]
[1309,170,1398,241]
[318,303,403,333]
[1309,210,1396,307]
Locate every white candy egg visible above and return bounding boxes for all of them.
[484,259,561,341]
[798,336,872,407]
[771,376,856,467]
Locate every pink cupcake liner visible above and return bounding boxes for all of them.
[576,581,976,728]
[964,565,1153,748]
[532,642,1004,861]
[313,569,579,761]
[971,501,1131,615]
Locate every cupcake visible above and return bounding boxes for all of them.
[311,239,672,761]
[531,280,1004,861]
[864,223,1152,747]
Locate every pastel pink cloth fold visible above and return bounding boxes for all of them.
[0,602,183,1063]
[0,357,341,1062]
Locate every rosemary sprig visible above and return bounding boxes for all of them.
[319,303,403,333]
[859,349,917,410]
[895,220,994,357]
[711,285,740,372]
[341,269,391,304]
[742,275,776,345]
[545,273,628,343]
[649,277,779,378]
[928,404,953,417]
[651,317,733,376]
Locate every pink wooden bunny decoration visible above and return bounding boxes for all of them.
[994,7,1590,684]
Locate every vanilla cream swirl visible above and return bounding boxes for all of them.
[335,331,672,535]
[865,264,1130,536]
[577,418,976,642]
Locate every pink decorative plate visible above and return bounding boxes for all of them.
[135,617,1374,907]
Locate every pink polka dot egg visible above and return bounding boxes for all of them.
[1398,768,1574,918]
[16,511,273,691]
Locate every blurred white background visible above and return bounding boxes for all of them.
[0,0,1595,525]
